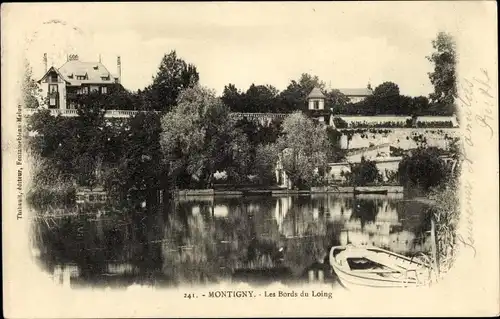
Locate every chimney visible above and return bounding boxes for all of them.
[68,54,79,61]
[43,53,48,72]
[117,55,121,84]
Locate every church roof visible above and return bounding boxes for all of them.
[307,87,326,99]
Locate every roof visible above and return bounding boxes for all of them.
[58,60,116,86]
[38,60,117,86]
[37,66,71,85]
[338,88,373,96]
[307,87,326,99]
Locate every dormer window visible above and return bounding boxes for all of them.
[101,75,110,81]
[76,75,86,80]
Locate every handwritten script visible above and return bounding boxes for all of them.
[455,68,495,257]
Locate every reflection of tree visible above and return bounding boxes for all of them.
[350,198,380,229]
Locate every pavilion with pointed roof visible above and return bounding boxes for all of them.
[306,87,328,124]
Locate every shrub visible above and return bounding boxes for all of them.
[349,157,380,186]
[398,147,447,192]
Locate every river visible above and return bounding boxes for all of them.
[31,193,432,288]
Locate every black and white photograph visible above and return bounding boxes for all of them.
[2,2,498,317]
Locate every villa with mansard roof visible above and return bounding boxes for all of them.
[37,54,122,110]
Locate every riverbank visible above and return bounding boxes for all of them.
[174,185,404,197]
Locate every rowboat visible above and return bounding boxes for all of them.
[329,245,431,290]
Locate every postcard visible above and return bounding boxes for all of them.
[2,2,498,317]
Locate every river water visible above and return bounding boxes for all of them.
[31,194,432,288]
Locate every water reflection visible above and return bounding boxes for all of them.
[31,194,431,288]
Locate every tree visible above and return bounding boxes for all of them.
[146,50,200,112]
[427,32,457,108]
[243,84,280,113]
[221,83,244,112]
[278,73,325,113]
[253,144,279,186]
[411,96,431,115]
[22,59,43,108]
[349,157,380,186]
[326,127,346,162]
[277,112,329,188]
[104,112,166,205]
[325,89,350,112]
[373,81,400,98]
[160,86,250,188]
[28,95,111,189]
[398,147,447,193]
[371,81,402,114]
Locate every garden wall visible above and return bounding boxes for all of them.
[338,128,460,150]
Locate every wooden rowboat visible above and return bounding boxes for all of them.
[329,245,431,290]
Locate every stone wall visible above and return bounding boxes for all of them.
[338,128,459,150]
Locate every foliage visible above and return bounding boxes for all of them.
[332,117,348,128]
[427,176,460,275]
[276,112,329,189]
[160,86,251,188]
[278,73,325,113]
[325,127,346,163]
[27,101,110,189]
[253,143,279,186]
[104,111,167,202]
[325,89,350,109]
[398,147,447,192]
[141,50,199,112]
[22,59,44,108]
[427,32,457,108]
[348,157,380,186]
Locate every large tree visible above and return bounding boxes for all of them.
[278,73,325,113]
[243,84,280,113]
[104,112,167,205]
[144,50,200,112]
[277,112,330,188]
[160,86,251,188]
[221,83,244,112]
[427,32,457,108]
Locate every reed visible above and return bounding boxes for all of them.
[427,176,460,279]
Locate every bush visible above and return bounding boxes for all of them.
[349,157,380,186]
[398,147,447,192]
[332,117,348,128]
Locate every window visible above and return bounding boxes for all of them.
[314,100,319,110]
[49,98,56,107]
[77,86,89,94]
[49,84,58,93]
[50,74,58,82]
[76,75,86,80]
[90,86,99,93]
[101,76,110,81]
[101,86,108,94]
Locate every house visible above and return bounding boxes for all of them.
[37,53,122,110]
[338,88,372,103]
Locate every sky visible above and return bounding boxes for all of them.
[5,2,493,96]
